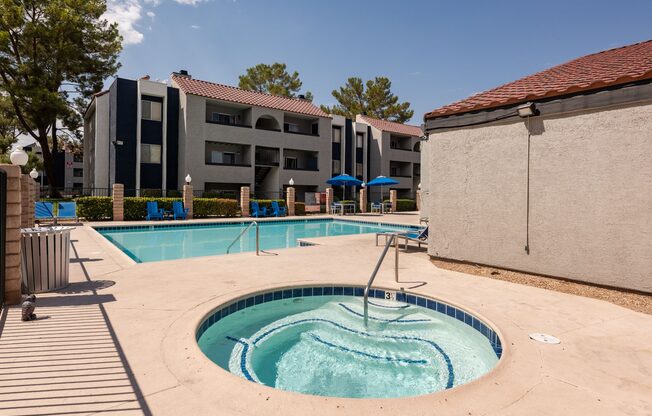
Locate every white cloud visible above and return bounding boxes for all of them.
[144,0,161,5]
[146,11,155,18]
[174,0,207,5]
[190,24,200,29]
[103,0,144,45]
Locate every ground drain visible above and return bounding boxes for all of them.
[529,333,560,344]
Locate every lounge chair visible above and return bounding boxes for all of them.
[172,201,189,220]
[398,226,429,250]
[35,202,55,222]
[56,202,78,222]
[370,202,382,214]
[251,201,267,218]
[146,201,165,221]
[271,201,287,217]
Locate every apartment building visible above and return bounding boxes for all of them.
[23,143,84,191]
[83,71,422,201]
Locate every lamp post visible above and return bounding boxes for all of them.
[10,146,28,166]
[185,174,192,185]
[289,178,294,186]
[29,168,39,180]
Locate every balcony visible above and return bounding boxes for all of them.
[389,134,413,151]
[413,163,421,177]
[283,149,319,171]
[205,141,251,167]
[283,114,320,136]
[205,101,252,128]
[390,161,412,178]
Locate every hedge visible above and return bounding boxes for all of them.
[251,199,286,212]
[74,196,238,221]
[76,196,112,221]
[383,199,417,212]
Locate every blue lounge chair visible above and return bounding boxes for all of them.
[399,226,429,250]
[271,201,287,217]
[251,201,267,218]
[172,201,189,220]
[56,202,78,222]
[146,201,164,221]
[35,202,55,222]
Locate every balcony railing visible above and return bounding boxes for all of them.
[255,149,280,166]
[206,162,252,167]
[205,119,252,128]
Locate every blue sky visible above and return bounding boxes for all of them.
[105,0,652,124]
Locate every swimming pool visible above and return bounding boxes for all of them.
[95,219,417,263]
[196,286,502,398]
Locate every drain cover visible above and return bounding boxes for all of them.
[529,333,560,344]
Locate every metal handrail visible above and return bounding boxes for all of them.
[226,221,259,255]
[363,233,400,325]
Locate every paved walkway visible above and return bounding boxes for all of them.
[0,213,650,415]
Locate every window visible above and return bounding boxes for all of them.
[211,112,233,124]
[332,160,341,175]
[311,123,319,135]
[285,156,298,169]
[210,151,236,164]
[356,163,363,177]
[284,123,300,133]
[332,127,342,143]
[141,100,162,121]
[141,144,161,164]
[73,168,83,178]
[356,133,364,148]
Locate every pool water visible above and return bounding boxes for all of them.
[197,295,499,398]
[96,219,414,263]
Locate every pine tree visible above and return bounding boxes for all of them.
[238,63,313,100]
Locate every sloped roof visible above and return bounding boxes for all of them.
[358,115,422,137]
[171,74,329,118]
[425,39,652,119]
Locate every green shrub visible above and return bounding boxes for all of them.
[194,198,238,218]
[383,199,416,212]
[295,202,305,216]
[76,196,112,221]
[123,197,177,220]
[141,189,164,198]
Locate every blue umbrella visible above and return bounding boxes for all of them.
[365,176,399,203]
[327,174,363,200]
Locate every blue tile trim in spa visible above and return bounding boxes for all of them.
[196,285,503,359]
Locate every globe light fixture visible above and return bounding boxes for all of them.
[10,146,28,166]
[29,168,39,180]
[185,174,192,184]
[289,178,295,186]
[361,182,366,188]
[418,182,421,189]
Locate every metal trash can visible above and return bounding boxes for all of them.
[21,226,74,293]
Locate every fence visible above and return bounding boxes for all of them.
[40,187,239,200]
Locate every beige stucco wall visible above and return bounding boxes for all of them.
[423,102,652,292]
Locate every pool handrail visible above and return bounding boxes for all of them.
[226,221,259,255]
[363,232,400,325]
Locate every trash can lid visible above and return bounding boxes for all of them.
[21,226,76,234]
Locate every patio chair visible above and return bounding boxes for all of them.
[56,202,78,222]
[271,201,287,217]
[35,202,55,222]
[172,201,189,220]
[146,201,165,221]
[370,202,382,214]
[251,201,267,218]
[330,202,342,215]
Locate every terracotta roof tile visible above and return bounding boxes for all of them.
[358,115,423,137]
[171,75,329,118]
[425,39,652,119]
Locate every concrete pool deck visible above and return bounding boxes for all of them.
[0,213,650,415]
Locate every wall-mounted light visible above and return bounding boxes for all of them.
[29,168,39,180]
[185,174,192,184]
[288,178,294,186]
[517,102,537,117]
[10,146,28,166]
[418,182,421,190]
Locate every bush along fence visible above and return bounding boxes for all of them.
[71,186,417,221]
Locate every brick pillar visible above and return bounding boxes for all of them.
[390,189,397,213]
[183,185,193,219]
[240,186,250,217]
[112,184,124,221]
[359,188,367,213]
[325,188,334,214]
[416,190,421,212]
[1,165,23,304]
[20,175,30,228]
[286,187,295,216]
